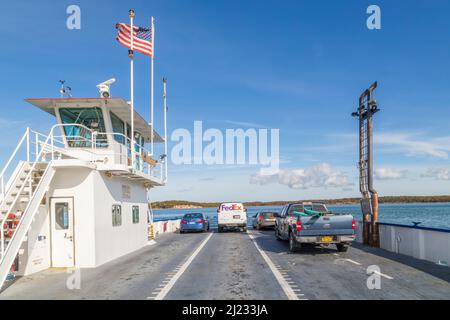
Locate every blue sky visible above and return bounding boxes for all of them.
[0,0,450,202]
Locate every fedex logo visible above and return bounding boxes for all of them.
[219,203,243,212]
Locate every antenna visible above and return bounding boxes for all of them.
[59,80,65,98]
[59,80,72,98]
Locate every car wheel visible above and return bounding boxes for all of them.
[336,243,349,252]
[218,227,222,233]
[289,232,300,253]
[180,230,184,234]
[275,228,282,240]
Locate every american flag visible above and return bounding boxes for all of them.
[115,23,153,56]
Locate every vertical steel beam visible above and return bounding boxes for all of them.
[353,82,380,247]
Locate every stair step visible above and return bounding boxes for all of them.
[6,198,30,205]
[16,183,37,188]
[11,192,31,197]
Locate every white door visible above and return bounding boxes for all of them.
[50,198,75,267]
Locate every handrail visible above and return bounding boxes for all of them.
[0,130,29,198]
[0,129,57,259]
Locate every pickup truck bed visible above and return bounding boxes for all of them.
[275,203,356,252]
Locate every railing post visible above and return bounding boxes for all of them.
[0,224,4,260]
[51,133,54,161]
[35,132,39,161]
[26,127,30,163]
[1,176,3,199]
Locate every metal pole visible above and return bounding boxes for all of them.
[35,132,38,161]
[130,9,136,171]
[26,127,30,162]
[150,16,155,156]
[360,112,370,246]
[163,78,168,183]
[367,90,380,248]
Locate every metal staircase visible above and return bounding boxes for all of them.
[0,128,59,289]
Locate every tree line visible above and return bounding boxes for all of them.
[151,195,450,209]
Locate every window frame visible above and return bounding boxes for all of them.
[112,204,122,227]
[59,107,108,148]
[132,205,140,224]
[110,111,126,145]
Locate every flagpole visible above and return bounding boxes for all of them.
[129,9,135,171]
[150,16,155,156]
[163,78,168,183]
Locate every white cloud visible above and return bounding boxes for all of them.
[374,168,408,180]
[249,163,350,189]
[376,132,450,159]
[421,168,450,180]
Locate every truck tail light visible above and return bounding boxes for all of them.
[352,219,356,230]
[259,215,264,222]
[296,219,302,231]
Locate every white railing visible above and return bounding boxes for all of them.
[0,124,167,205]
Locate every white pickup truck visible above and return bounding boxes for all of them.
[217,202,247,232]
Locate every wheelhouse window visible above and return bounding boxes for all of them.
[59,107,108,148]
[110,111,125,144]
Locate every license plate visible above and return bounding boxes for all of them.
[188,222,195,224]
[233,215,240,219]
[321,236,333,243]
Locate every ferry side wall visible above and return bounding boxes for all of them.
[356,221,450,266]
[93,171,149,266]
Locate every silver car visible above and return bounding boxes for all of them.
[252,211,277,230]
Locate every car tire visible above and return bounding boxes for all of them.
[289,232,300,253]
[218,226,223,233]
[275,227,282,240]
[180,230,184,234]
[336,243,349,252]
[242,226,247,232]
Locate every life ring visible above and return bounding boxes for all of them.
[5,229,14,238]
[3,222,10,237]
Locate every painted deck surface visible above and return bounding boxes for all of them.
[1,230,449,300]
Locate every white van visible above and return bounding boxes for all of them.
[217,202,247,232]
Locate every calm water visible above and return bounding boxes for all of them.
[153,202,450,230]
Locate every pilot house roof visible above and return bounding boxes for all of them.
[25,97,164,143]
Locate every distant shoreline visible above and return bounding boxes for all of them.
[151,195,450,209]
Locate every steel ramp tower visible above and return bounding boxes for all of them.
[352,82,380,247]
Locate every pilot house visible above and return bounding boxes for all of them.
[0,96,167,282]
